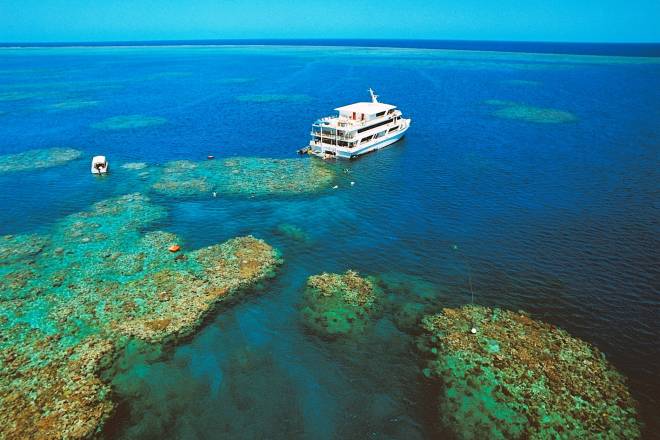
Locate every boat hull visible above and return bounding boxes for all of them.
[310,123,409,159]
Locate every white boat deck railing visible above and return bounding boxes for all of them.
[311,131,356,139]
[315,113,399,128]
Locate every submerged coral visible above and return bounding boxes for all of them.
[0,193,281,438]
[418,305,641,439]
[274,223,310,243]
[120,162,148,170]
[379,272,446,335]
[91,114,167,130]
[151,157,337,197]
[300,270,382,338]
[486,100,577,123]
[45,100,100,111]
[0,147,83,174]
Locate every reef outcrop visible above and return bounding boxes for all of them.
[300,270,382,338]
[150,157,337,197]
[91,114,167,130]
[0,193,281,438]
[418,305,641,439]
[0,147,82,174]
[486,100,577,123]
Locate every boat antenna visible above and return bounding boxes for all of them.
[368,88,379,103]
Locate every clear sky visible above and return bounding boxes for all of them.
[1,0,659,43]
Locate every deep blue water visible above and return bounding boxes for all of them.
[0,45,659,438]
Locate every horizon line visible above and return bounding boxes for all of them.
[2,37,660,45]
[1,38,659,58]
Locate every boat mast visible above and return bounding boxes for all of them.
[369,88,379,103]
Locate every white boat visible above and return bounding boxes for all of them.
[91,156,109,174]
[305,89,411,159]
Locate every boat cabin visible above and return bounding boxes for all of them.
[334,102,396,123]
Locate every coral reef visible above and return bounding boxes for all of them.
[91,114,167,130]
[0,334,115,439]
[151,157,337,197]
[0,147,83,174]
[0,193,281,438]
[418,305,641,439]
[300,270,382,338]
[486,100,577,123]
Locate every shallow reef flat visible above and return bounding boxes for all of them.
[0,147,83,174]
[91,114,167,130]
[0,193,281,438]
[150,156,337,197]
[486,100,577,123]
[300,270,383,338]
[418,305,641,439]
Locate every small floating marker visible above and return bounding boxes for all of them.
[212,192,217,197]
[207,155,215,160]
[168,245,181,253]
[332,185,339,189]
[350,181,355,186]
[470,327,477,334]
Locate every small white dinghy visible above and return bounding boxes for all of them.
[91,156,109,174]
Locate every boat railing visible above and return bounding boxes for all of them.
[313,113,398,132]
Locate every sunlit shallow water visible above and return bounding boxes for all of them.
[0,45,658,438]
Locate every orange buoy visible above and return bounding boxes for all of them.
[168,245,181,253]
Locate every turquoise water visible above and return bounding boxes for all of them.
[0,45,659,438]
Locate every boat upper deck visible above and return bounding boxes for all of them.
[314,89,400,132]
[314,106,399,130]
[335,101,396,114]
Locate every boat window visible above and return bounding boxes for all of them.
[357,117,394,134]
[376,111,386,117]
